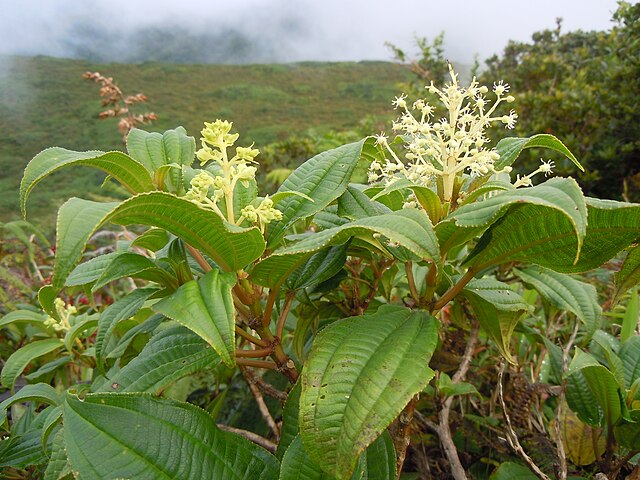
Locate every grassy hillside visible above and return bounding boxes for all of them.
[0,55,409,229]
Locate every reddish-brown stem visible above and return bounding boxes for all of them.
[235,346,274,358]
[186,244,212,272]
[241,368,280,439]
[432,269,477,312]
[276,291,295,341]
[233,284,255,307]
[242,367,288,402]
[216,424,277,453]
[262,288,279,328]
[236,358,277,369]
[395,395,418,478]
[235,326,268,347]
[405,262,420,303]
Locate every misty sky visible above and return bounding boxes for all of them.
[0,0,623,64]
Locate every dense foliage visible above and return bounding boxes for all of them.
[0,57,407,226]
[1,63,639,479]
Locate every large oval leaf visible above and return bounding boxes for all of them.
[126,126,195,173]
[1,339,64,391]
[101,326,220,394]
[0,383,61,426]
[267,139,369,248]
[95,287,158,370]
[515,266,601,336]
[566,350,625,428]
[279,435,365,480]
[299,305,439,479]
[63,393,279,479]
[252,208,439,288]
[152,269,237,367]
[52,192,265,288]
[21,148,154,216]
[494,134,582,171]
[457,177,586,266]
[460,278,532,363]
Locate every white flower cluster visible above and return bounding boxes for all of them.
[369,65,520,202]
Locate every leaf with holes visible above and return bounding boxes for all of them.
[299,305,438,479]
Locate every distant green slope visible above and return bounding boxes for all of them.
[0,55,409,228]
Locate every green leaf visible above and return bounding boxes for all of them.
[456,177,587,269]
[619,336,640,388]
[63,393,280,479]
[105,314,164,360]
[460,278,532,363]
[276,382,301,460]
[371,177,441,224]
[0,384,61,426]
[38,285,59,320]
[44,429,71,480]
[64,316,99,352]
[338,184,390,221]
[515,266,601,336]
[267,139,369,248]
[615,409,640,450]
[131,228,171,252]
[53,192,265,288]
[566,350,625,428]
[0,429,49,468]
[0,310,49,330]
[299,305,439,479]
[95,287,158,370]
[467,195,640,273]
[614,247,640,304]
[471,196,640,275]
[92,252,176,292]
[490,462,539,480]
[278,435,365,480]
[153,269,237,367]
[365,430,397,480]
[65,252,121,287]
[126,126,195,191]
[437,373,480,397]
[460,180,514,206]
[1,339,64,391]
[101,326,220,394]
[620,288,639,344]
[285,244,349,291]
[252,209,440,288]
[494,134,582,171]
[21,147,154,217]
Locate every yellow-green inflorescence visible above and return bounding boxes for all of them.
[185,119,282,230]
[369,65,554,202]
[43,298,76,333]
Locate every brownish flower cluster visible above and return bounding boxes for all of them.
[83,71,158,141]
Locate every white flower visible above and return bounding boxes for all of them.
[539,159,555,176]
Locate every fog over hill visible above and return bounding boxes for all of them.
[0,0,620,65]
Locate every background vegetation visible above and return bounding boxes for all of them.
[0,57,410,226]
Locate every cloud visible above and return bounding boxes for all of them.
[0,0,620,64]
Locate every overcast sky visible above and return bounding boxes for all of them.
[0,0,624,64]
